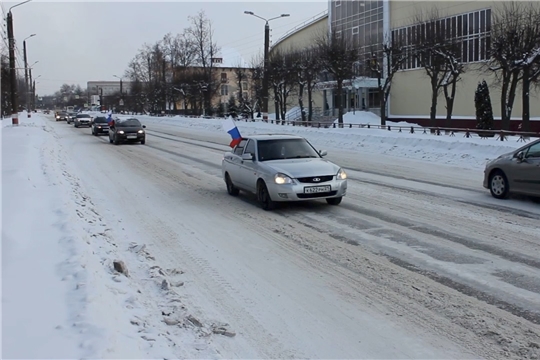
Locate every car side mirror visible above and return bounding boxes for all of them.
[142,125,146,129]
[241,153,254,161]
[319,150,328,157]
[515,151,525,162]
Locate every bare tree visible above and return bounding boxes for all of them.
[186,10,220,115]
[249,55,264,117]
[413,8,465,128]
[365,35,407,126]
[487,2,540,131]
[289,46,323,123]
[268,51,295,123]
[317,28,360,127]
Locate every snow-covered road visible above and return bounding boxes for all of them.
[3,113,540,359]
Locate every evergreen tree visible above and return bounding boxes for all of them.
[227,96,237,118]
[475,80,494,130]
[216,102,225,118]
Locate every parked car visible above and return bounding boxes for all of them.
[221,134,348,210]
[55,111,69,121]
[91,116,109,135]
[74,113,92,128]
[108,118,146,145]
[44,109,50,114]
[483,138,540,199]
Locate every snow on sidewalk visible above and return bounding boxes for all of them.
[0,114,183,359]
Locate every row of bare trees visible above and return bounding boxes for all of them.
[123,10,252,116]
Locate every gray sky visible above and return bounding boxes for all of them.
[4,0,328,96]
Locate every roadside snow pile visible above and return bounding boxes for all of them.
[132,114,527,169]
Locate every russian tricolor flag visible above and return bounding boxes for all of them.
[222,117,242,148]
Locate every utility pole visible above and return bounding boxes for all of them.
[23,40,29,113]
[7,11,19,125]
[262,22,270,122]
[6,0,33,124]
[32,80,35,110]
[28,67,32,110]
[22,34,36,116]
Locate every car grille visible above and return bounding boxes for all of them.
[296,175,334,183]
[297,191,338,199]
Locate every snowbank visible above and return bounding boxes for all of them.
[118,114,529,170]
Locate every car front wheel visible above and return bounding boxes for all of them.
[257,181,275,210]
[225,173,239,196]
[489,170,509,199]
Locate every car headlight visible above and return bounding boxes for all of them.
[337,168,347,180]
[138,130,144,133]
[97,126,101,129]
[274,173,294,185]
[117,130,124,134]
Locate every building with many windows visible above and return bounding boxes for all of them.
[270,0,540,130]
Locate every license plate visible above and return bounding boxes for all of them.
[127,135,137,139]
[304,185,331,194]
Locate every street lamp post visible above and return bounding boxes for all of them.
[32,75,41,110]
[7,0,33,125]
[23,34,36,116]
[113,75,123,112]
[244,11,289,122]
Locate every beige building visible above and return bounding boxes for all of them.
[270,0,540,131]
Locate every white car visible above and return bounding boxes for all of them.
[222,134,348,210]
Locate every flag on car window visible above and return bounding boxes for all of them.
[222,116,242,148]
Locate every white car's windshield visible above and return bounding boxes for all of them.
[257,139,320,161]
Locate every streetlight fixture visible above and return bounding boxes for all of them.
[7,0,34,124]
[29,60,38,68]
[23,33,37,114]
[113,75,124,111]
[244,11,290,122]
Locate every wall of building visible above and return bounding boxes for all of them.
[269,16,329,116]
[388,0,540,129]
[271,16,328,55]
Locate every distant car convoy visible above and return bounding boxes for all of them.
[52,109,147,146]
[45,109,539,207]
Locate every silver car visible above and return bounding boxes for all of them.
[221,134,348,210]
[483,138,540,199]
[74,113,92,128]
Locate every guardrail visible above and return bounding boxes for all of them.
[244,118,540,142]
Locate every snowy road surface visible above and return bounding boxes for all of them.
[2,113,540,359]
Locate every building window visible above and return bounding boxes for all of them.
[242,81,248,90]
[392,8,492,70]
[335,0,341,7]
[221,73,227,82]
[221,85,228,96]
[352,26,359,35]
[243,92,248,99]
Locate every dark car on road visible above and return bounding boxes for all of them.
[67,112,78,124]
[91,116,109,135]
[56,111,69,121]
[108,118,146,145]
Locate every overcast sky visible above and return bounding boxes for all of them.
[3,0,328,96]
